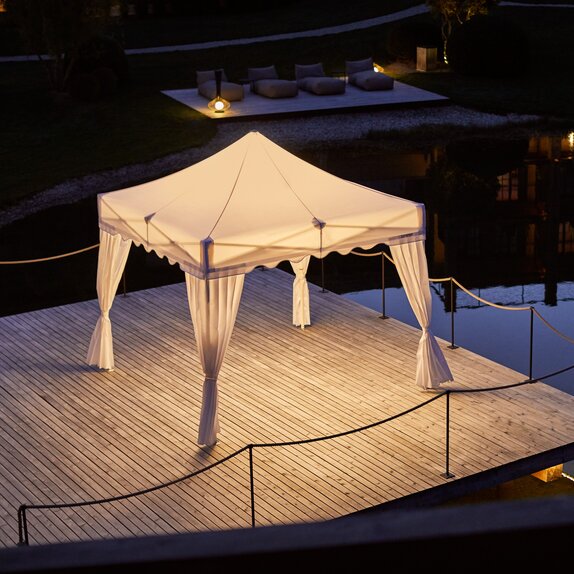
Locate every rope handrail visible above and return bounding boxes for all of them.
[448,363,574,393]
[349,249,574,343]
[18,394,445,514]
[252,391,445,448]
[350,249,385,257]
[0,243,99,265]
[532,308,574,345]
[19,446,249,512]
[17,360,574,537]
[449,277,531,311]
[3,243,573,342]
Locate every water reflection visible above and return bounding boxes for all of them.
[302,132,574,307]
[309,132,574,399]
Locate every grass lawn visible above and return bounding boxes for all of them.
[394,6,574,120]
[1,2,574,210]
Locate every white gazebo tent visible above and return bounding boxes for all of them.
[86,131,453,446]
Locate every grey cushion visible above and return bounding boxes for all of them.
[295,63,327,89]
[252,79,298,98]
[300,76,346,95]
[350,70,394,91]
[196,69,228,85]
[295,63,325,81]
[345,57,373,77]
[247,65,278,82]
[198,80,244,101]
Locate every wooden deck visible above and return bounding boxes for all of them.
[162,80,448,119]
[1,267,574,548]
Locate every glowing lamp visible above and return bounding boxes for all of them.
[208,69,230,114]
[373,63,384,73]
[208,96,230,113]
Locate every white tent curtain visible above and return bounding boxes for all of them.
[86,230,132,370]
[290,256,311,329]
[389,240,453,390]
[185,272,245,446]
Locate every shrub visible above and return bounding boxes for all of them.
[67,72,101,102]
[446,14,530,77]
[93,66,118,97]
[71,34,129,85]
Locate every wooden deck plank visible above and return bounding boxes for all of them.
[1,268,574,548]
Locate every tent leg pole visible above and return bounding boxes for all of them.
[448,278,458,349]
[380,251,388,319]
[249,445,256,527]
[441,391,455,479]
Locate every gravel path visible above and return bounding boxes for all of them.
[0,103,541,229]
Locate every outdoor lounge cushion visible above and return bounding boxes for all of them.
[247,65,298,98]
[345,57,374,77]
[294,63,325,87]
[345,57,394,91]
[196,69,244,101]
[351,69,394,91]
[294,63,346,95]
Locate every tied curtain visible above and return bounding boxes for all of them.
[390,240,453,390]
[86,230,132,370]
[290,256,311,329]
[185,273,245,446]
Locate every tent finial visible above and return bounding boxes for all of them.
[312,218,326,229]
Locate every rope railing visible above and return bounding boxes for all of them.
[18,446,250,547]
[0,241,132,297]
[3,243,574,349]
[349,248,574,377]
[531,308,574,345]
[16,362,574,547]
[0,244,99,265]
[449,277,531,311]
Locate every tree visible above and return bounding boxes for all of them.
[4,0,113,93]
[426,0,499,60]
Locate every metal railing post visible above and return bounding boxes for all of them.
[441,391,455,479]
[448,278,458,350]
[17,505,29,546]
[380,252,388,319]
[249,445,256,527]
[529,306,534,380]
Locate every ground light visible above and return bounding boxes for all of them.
[208,69,230,114]
[208,96,230,113]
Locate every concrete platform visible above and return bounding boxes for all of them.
[162,80,449,120]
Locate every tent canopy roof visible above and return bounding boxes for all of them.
[98,131,425,279]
